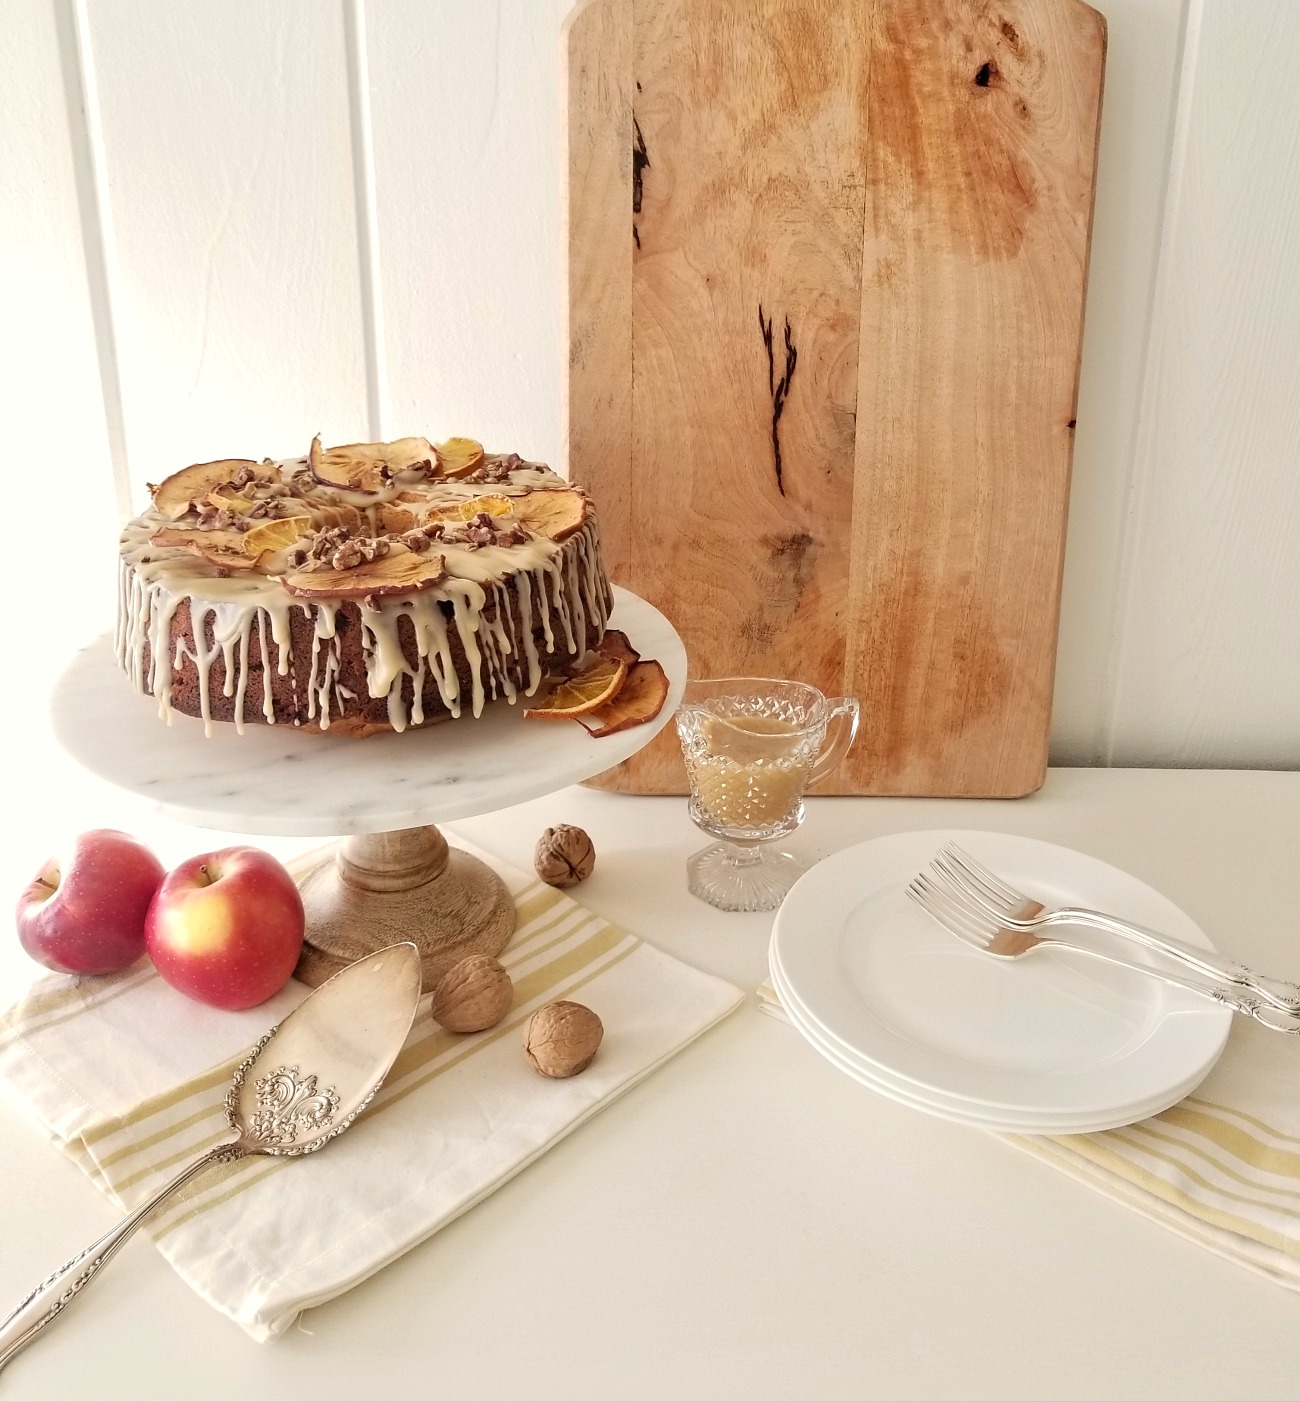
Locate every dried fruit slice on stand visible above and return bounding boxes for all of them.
[595,629,641,669]
[279,551,448,601]
[309,435,436,494]
[434,436,486,478]
[578,659,669,737]
[523,656,628,720]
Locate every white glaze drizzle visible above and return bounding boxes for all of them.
[116,460,610,736]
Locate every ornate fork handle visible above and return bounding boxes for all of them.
[1035,933,1300,1035]
[1043,907,1300,1015]
[0,1142,246,1374]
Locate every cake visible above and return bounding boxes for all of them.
[116,436,614,736]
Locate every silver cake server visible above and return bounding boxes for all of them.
[0,941,422,1374]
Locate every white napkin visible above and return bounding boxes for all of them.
[757,982,1300,1291]
[0,840,743,1340]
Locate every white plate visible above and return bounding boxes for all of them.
[768,957,1212,1134]
[771,831,1231,1119]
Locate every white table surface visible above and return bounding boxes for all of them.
[2,767,1299,1401]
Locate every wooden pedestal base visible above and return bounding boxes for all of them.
[293,825,516,993]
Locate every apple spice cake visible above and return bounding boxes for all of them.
[116,436,614,736]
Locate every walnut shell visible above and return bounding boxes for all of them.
[534,824,595,888]
[522,1000,603,1078]
[429,955,513,1033]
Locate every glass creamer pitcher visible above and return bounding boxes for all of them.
[675,678,860,912]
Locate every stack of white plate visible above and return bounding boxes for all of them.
[769,830,1232,1134]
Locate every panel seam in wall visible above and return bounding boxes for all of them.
[343,0,388,440]
[1100,0,1204,766]
[54,0,131,521]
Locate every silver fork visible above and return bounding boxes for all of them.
[907,870,1300,1035]
[933,843,1300,1016]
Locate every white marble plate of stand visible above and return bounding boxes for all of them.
[51,586,685,835]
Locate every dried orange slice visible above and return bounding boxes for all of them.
[425,494,514,524]
[524,656,628,720]
[241,515,312,558]
[578,659,669,737]
[434,437,486,478]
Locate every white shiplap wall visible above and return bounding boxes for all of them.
[2,0,1297,769]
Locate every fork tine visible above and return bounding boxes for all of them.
[907,875,998,950]
[927,858,1021,927]
[939,844,1026,911]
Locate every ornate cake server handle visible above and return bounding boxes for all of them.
[0,1144,245,1372]
[0,942,421,1378]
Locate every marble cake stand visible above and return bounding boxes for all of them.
[51,586,686,990]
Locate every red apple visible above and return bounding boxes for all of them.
[146,847,305,1010]
[16,829,165,975]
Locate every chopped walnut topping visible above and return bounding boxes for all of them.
[466,522,496,547]
[330,534,390,571]
[196,505,245,531]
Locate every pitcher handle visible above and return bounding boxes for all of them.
[807,697,860,788]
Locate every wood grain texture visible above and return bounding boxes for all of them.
[563,0,634,567]
[568,0,1105,795]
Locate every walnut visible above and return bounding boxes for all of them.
[332,540,364,570]
[466,522,496,546]
[534,824,595,888]
[429,955,514,1033]
[522,1001,603,1078]
[401,528,433,552]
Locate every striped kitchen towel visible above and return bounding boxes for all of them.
[0,841,743,1340]
[756,982,1300,1291]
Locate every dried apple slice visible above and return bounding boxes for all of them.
[241,515,313,558]
[151,459,270,521]
[577,659,669,737]
[308,435,436,494]
[150,525,260,571]
[512,489,588,542]
[279,550,448,601]
[595,629,641,669]
[434,436,486,478]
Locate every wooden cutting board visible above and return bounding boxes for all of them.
[564,0,1105,796]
